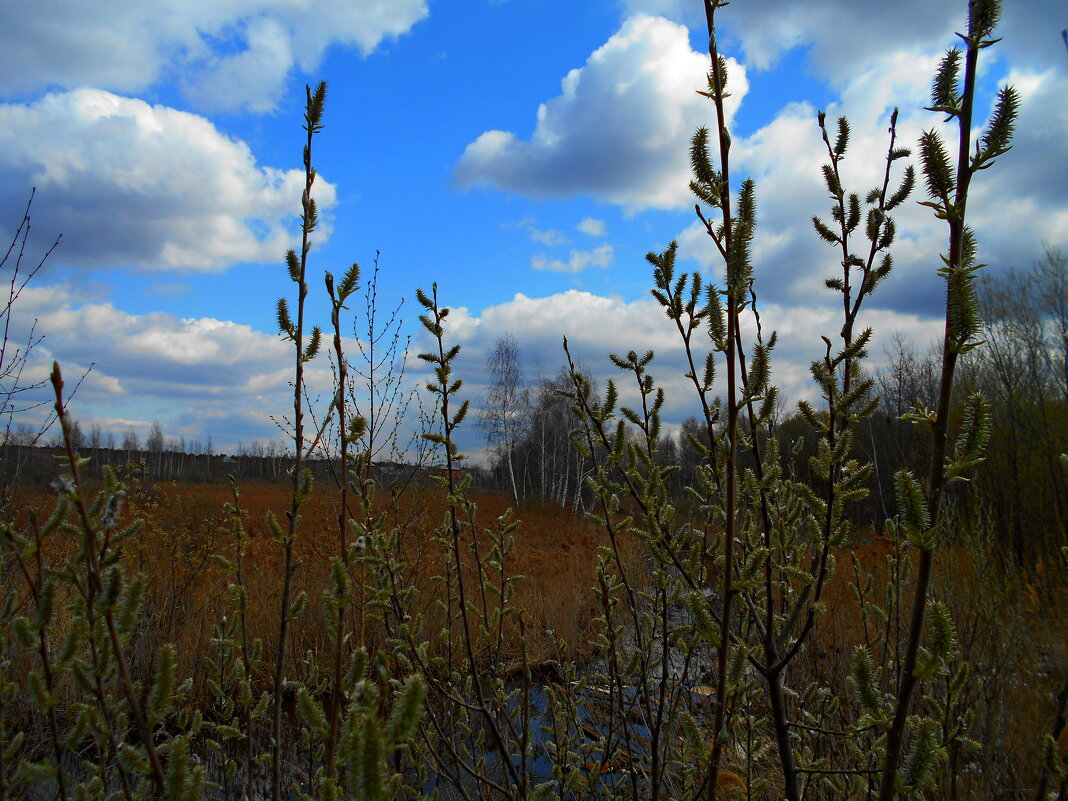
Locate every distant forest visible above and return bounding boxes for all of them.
[3,250,1063,564]
[0,428,468,488]
[477,248,1067,563]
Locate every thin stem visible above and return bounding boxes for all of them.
[701,3,738,798]
[272,82,323,801]
[51,365,166,794]
[879,19,981,801]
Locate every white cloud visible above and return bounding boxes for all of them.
[529,227,568,246]
[674,42,1067,315]
[184,16,295,113]
[577,217,607,237]
[619,0,1058,77]
[567,3,1067,320]
[8,281,348,448]
[721,1,954,79]
[11,281,950,455]
[966,68,1068,263]
[456,15,747,211]
[0,0,428,113]
[475,291,678,355]
[413,289,947,432]
[0,89,336,272]
[501,216,569,246]
[612,0,1066,300]
[532,244,614,273]
[24,295,288,387]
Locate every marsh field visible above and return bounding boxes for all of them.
[1,462,1065,800]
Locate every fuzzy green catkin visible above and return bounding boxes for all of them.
[148,643,177,725]
[925,601,957,664]
[930,49,962,111]
[894,470,930,543]
[849,645,882,723]
[979,86,1019,161]
[296,687,328,738]
[384,674,426,747]
[902,718,942,789]
[919,130,956,204]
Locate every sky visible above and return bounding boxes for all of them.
[1,0,1065,460]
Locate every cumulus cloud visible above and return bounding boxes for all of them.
[717,1,954,78]
[8,281,333,448]
[965,68,1068,265]
[577,217,607,237]
[576,3,1065,315]
[620,0,1060,78]
[184,16,296,113]
[676,41,1067,314]
[532,244,614,273]
[21,288,288,389]
[461,4,1061,313]
[413,289,946,433]
[501,216,569,246]
[0,0,428,113]
[529,228,568,246]
[456,15,747,211]
[0,89,336,272]
[10,281,950,455]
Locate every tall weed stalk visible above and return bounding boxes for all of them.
[878,1,1015,795]
[269,80,326,801]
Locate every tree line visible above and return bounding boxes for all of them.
[478,246,1068,563]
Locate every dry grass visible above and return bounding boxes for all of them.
[4,478,1062,797]
[5,478,640,703]
[795,528,1068,794]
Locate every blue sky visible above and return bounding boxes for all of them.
[1,0,1065,458]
